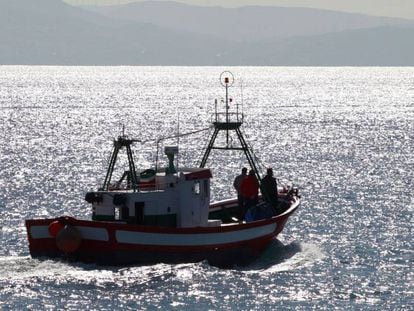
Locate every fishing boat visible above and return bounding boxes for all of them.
[25,72,301,267]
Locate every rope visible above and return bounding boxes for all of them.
[156,126,212,144]
[198,126,214,165]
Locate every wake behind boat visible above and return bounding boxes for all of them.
[25,72,301,267]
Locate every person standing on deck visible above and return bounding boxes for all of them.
[261,167,278,208]
[233,167,248,218]
[240,169,259,220]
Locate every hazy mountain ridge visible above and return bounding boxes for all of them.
[65,0,414,20]
[1,0,414,65]
[85,1,414,42]
[229,26,414,66]
[0,0,231,65]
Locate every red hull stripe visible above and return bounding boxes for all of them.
[115,222,277,246]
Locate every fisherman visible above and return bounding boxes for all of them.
[240,169,259,219]
[261,167,278,208]
[233,167,248,217]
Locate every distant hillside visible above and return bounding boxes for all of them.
[66,0,414,20]
[85,1,414,42]
[229,26,414,66]
[0,0,231,65]
[1,0,414,65]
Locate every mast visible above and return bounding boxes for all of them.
[102,135,139,192]
[199,71,262,184]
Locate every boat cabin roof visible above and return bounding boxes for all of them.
[180,168,212,180]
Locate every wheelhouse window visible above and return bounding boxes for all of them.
[194,181,200,195]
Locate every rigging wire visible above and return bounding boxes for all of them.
[198,126,214,166]
[155,126,213,172]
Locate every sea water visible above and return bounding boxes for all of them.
[0,66,412,310]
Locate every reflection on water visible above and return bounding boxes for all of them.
[0,66,413,309]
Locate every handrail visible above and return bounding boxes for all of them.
[212,112,244,124]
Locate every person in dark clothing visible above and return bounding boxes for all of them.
[261,168,278,207]
[240,169,259,219]
[233,167,248,219]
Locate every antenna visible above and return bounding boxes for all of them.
[177,111,180,171]
[240,78,244,122]
[219,71,234,146]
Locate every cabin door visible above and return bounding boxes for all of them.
[134,202,145,224]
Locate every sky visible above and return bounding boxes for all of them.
[65,0,414,20]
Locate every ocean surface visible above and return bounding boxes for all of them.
[0,66,413,310]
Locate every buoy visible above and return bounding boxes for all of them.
[48,220,64,237]
[56,225,82,253]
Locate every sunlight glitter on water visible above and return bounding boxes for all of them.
[0,66,413,310]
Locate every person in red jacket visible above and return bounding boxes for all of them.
[239,169,259,220]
